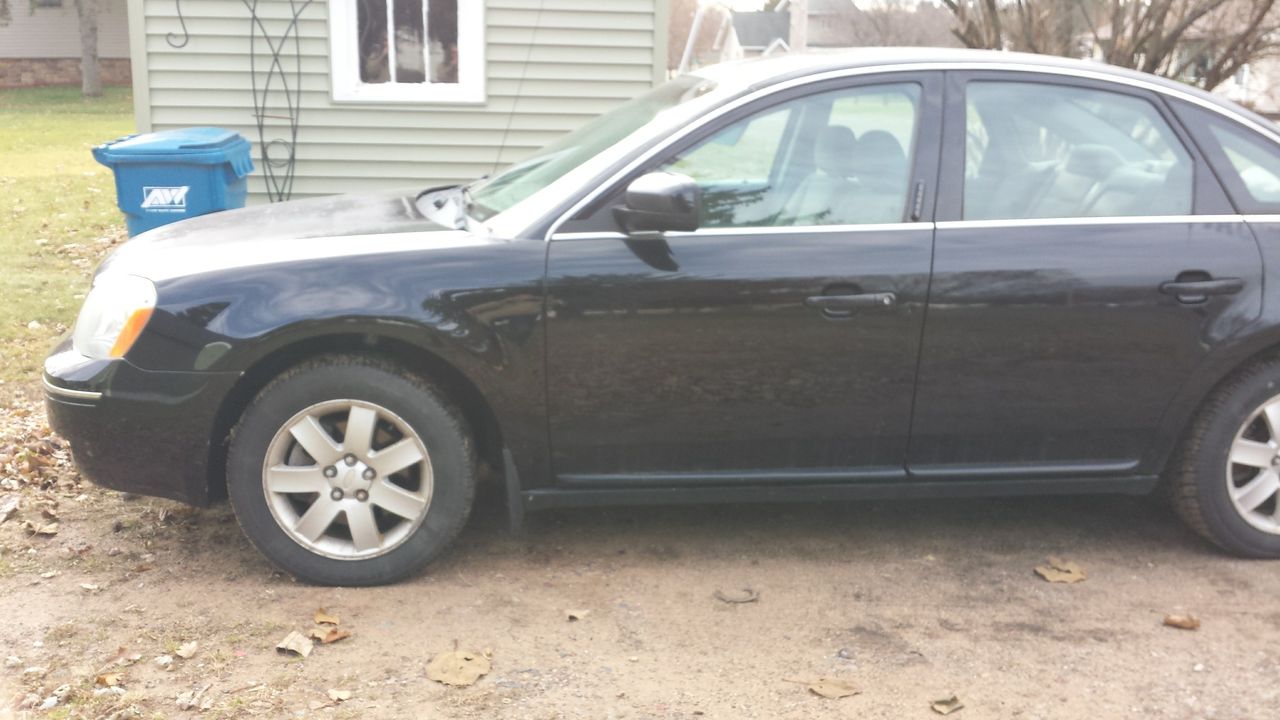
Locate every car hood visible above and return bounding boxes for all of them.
[99,189,493,282]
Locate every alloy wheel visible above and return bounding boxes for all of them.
[262,399,434,559]
[1226,393,1280,535]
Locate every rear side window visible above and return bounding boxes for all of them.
[1209,122,1280,206]
[964,82,1193,220]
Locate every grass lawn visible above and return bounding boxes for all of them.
[0,85,134,393]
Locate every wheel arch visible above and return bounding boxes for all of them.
[1154,327,1280,477]
[204,332,506,503]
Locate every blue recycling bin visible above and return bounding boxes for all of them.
[93,127,254,236]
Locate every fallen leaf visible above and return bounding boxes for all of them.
[308,627,352,644]
[0,495,17,523]
[806,677,859,699]
[314,608,340,626]
[566,609,590,622]
[95,673,121,687]
[713,587,760,604]
[22,520,58,536]
[175,641,198,659]
[1034,557,1087,584]
[1164,614,1201,630]
[931,695,964,715]
[426,649,491,687]
[276,631,313,658]
[327,688,352,702]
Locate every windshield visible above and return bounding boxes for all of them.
[468,75,717,221]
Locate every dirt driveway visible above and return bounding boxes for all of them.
[2,393,1278,720]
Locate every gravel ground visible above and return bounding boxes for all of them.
[2,389,1279,720]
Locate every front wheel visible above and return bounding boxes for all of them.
[227,356,475,585]
[1171,359,1280,558]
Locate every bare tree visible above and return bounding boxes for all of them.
[941,0,1280,90]
[75,0,102,97]
[848,1,964,47]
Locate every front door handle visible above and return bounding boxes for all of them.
[805,292,896,318]
[1159,277,1244,304]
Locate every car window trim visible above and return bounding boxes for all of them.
[550,222,935,241]
[537,62,1280,242]
[935,214,1244,231]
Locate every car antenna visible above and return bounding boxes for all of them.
[491,0,546,178]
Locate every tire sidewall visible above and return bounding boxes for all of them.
[227,361,473,585]
[1193,369,1280,557]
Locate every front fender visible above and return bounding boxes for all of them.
[125,241,551,486]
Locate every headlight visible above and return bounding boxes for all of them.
[71,274,157,360]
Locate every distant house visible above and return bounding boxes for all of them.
[806,0,860,48]
[1215,62,1280,117]
[730,10,790,57]
[124,0,670,205]
[0,0,131,88]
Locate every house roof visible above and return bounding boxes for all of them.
[730,11,790,50]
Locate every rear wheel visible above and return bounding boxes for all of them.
[1171,359,1280,558]
[227,356,475,585]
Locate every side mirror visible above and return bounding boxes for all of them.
[614,171,700,234]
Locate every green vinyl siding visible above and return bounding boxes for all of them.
[129,0,665,204]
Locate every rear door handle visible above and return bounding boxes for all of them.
[805,292,896,318]
[1159,277,1244,304]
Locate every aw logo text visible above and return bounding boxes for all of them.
[141,186,190,213]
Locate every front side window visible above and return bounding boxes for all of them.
[964,82,1193,220]
[330,0,482,103]
[469,75,719,220]
[659,83,921,228]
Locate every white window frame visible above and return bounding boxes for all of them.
[328,0,485,104]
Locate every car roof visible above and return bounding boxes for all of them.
[691,48,1273,130]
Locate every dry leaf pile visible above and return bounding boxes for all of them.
[278,608,354,657]
[0,398,78,495]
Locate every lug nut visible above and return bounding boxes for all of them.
[355,489,369,502]
[323,466,337,478]
[330,488,344,501]
[344,454,358,466]
[362,467,376,480]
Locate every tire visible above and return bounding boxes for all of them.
[226,355,475,585]
[1170,358,1280,558]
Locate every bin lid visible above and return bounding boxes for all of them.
[93,127,254,178]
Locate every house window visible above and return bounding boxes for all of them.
[329,0,484,104]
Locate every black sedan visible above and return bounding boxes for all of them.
[45,49,1280,585]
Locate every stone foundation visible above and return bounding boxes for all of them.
[0,57,131,88]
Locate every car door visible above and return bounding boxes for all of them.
[541,73,942,484]
[907,71,1262,479]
